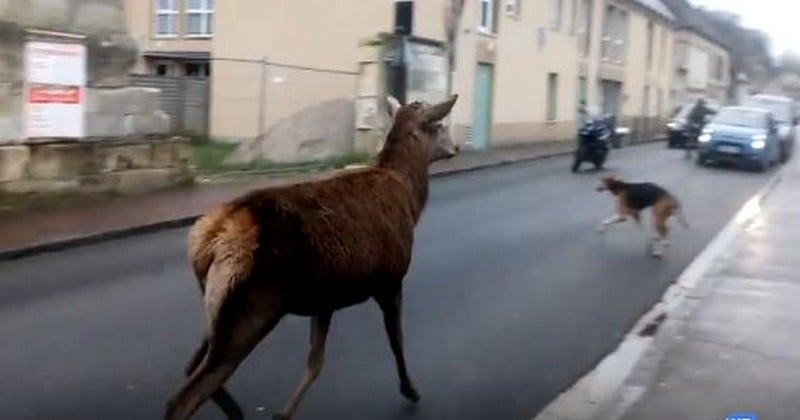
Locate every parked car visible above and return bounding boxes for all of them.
[697,106,781,172]
[741,94,798,163]
[666,101,718,148]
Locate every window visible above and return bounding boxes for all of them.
[579,0,593,56]
[504,0,520,17]
[656,88,663,117]
[479,0,495,33]
[185,62,210,77]
[646,21,654,70]
[617,10,629,64]
[570,0,578,34]
[154,0,177,37]
[186,0,214,36]
[155,64,169,76]
[551,0,564,30]
[547,73,559,121]
[601,5,628,64]
[577,76,587,116]
[714,55,724,81]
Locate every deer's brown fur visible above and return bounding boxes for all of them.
[165,94,459,420]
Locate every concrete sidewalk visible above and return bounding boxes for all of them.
[535,155,800,419]
[0,140,579,260]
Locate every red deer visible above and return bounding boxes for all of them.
[165,94,460,420]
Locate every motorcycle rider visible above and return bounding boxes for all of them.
[577,100,591,126]
[572,101,610,172]
[685,97,711,158]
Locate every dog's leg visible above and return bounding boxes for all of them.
[650,202,671,258]
[596,214,626,232]
[598,197,632,233]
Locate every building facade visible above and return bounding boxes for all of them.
[125,0,681,161]
[660,0,733,109]
[670,29,730,109]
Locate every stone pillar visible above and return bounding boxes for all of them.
[0,0,191,195]
[0,0,169,143]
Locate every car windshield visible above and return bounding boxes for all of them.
[712,108,767,128]
[742,98,792,123]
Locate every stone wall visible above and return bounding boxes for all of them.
[0,0,190,195]
[0,137,193,194]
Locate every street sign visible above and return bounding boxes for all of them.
[24,40,87,139]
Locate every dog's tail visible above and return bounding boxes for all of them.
[671,197,690,229]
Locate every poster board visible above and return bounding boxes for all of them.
[24,40,87,139]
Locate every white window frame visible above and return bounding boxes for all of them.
[478,0,495,34]
[186,0,214,38]
[154,0,178,38]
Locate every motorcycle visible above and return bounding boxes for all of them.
[683,121,703,160]
[572,111,613,173]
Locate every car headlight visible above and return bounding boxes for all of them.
[667,122,678,129]
[751,138,766,149]
[698,133,712,143]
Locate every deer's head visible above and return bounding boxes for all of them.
[385,94,460,162]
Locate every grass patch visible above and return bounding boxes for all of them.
[190,134,374,176]
[0,190,121,215]
[189,135,238,173]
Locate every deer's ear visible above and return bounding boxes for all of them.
[423,94,458,123]
[386,96,401,118]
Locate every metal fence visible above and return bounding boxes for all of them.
[130,74,210,135]
[205,57,362,163]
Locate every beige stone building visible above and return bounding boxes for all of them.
[670,29,731,108]
[659,0,732,109]
[125,0,678,161]
[125,0,212,77]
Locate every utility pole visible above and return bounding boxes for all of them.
[257,55,268,137]
[389,0,413,105]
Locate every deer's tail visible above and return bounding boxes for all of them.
[187,205,258,298]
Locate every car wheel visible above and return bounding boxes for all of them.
[696,155,706,167]
[756,158,768,173]
[779,143,788,164]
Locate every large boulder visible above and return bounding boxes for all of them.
[226,97,356,164]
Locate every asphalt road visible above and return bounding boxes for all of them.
[0,144,775,420]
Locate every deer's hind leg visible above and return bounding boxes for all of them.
[183,337,244,419]
[165,268,288,420]
[274,313,333,420]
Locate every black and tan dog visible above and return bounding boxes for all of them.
[595,174,689,258]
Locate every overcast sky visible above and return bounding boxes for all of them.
[690,0,798,55]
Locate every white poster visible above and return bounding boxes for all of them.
[24,41,86,139]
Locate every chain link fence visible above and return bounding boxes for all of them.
[134,56,363,164]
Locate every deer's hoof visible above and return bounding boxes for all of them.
[401,384,421,403]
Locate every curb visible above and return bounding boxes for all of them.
[0,216,201,262]
[0,144,586,262]
[532,165,786,420]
